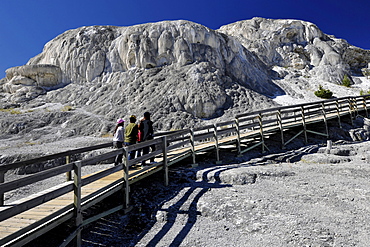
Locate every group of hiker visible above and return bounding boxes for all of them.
[112,112,155,166]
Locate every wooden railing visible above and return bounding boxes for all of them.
[0,95,369,246]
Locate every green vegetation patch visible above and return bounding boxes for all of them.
[360,89,370,99]
[314,85,333,99]
[342,74,351,87]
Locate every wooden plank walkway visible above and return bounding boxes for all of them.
[0,166,153,246]
[0,95,369,246]
[0,149,195,247]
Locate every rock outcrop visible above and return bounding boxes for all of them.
[27,21,279,96]
[2,20,283,120]
[218,17,370,84]
[3,64,63,102]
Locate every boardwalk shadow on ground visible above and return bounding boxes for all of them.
[131,143,322,246]
[132,166,233,247]
[78,141,322,247]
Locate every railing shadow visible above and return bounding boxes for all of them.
[128,142,322,246]
[130,166,232,247]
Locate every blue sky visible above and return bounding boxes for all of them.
[1,0,369,78]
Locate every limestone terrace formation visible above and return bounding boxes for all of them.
[0,18,369,141]
[3,64,63,102]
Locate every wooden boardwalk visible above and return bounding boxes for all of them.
[0,95,369,247]
[0,163,165,247]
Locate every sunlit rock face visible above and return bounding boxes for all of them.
[27,21,278,92]
[3,20,281,118]
[1,18,369,130]
[218,17,370,83]
[3,64,62,102]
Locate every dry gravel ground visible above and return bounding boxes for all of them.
[77,140,370,247]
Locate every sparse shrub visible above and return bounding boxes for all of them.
[0,108,22,114]
[314,85,333,99]
[342,74,351,87]
[101,133,113,138]
[10,109,21,114]
[24,142,37,146]
[360,89,370,99]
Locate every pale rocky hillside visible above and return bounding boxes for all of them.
[219,18,370,83]
[0,18,370,157]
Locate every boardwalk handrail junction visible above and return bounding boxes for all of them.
[0,95,369,246]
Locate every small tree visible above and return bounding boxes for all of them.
[342,74,351,87]
[314,85,333,99]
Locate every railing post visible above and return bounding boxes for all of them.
[321,102,329,138]
[326,140,332,154]
[277,110,285,149]
[258,113,266,153]
[348,98,354,125]
[122,148,130,209]
[363,96,368,118]
[66,155,72,181]
[190,128,197,167]
[0,171,4,206]
[353,97,359,116]
[162,136,169,186]
[213,124,221,164]
[336,100,342,128]
[235,117,242,156]
[301,106,308,144]
[73,161,82,247]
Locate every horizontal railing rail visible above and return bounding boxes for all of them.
[0,142,113,173]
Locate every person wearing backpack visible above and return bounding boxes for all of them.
[138,112,155,166]
[124,115,139,160]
